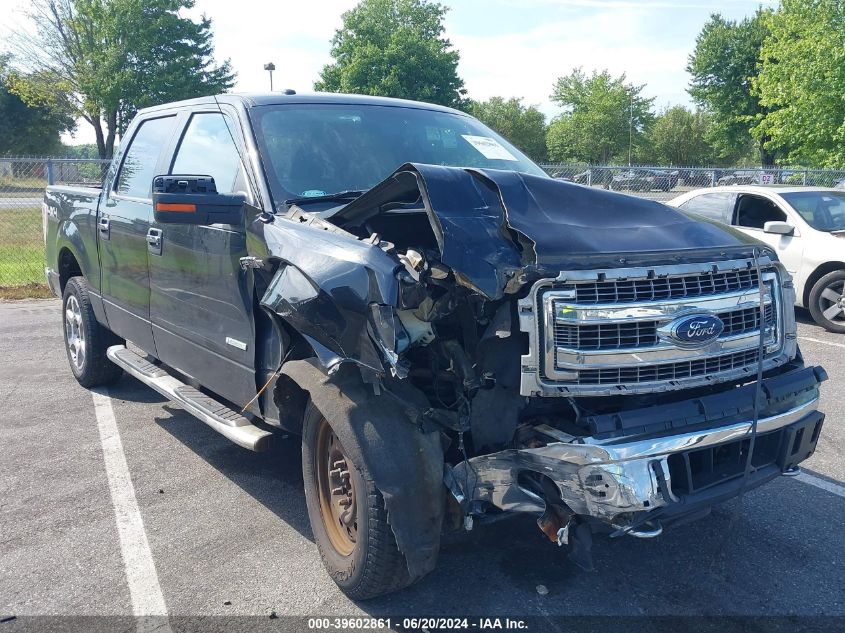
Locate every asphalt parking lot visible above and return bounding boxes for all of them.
[1,299,844,630]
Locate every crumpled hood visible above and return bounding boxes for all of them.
[331,163,761,299]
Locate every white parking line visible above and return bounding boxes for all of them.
[799,335,845,349]
[92,390,171,629]
[794,471,845,499]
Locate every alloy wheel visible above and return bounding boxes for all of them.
[817,280,845,322]
[65,295,86,371]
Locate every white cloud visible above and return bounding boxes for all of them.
[503,0,775,7]
[187,0,358,93]
[450,8,693,120]
[0,0,768,144]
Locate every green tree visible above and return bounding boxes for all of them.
[60,143,101,159]
[687,10,776,166]
[0,55,74,155]
[754,0,845,167]
[546,68,654,164]
[649,105,714,166]
[469,97,547,161]
[12,0,234,158]
[315,0,466,109]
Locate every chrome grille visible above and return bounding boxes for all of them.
[554,304,775,351]
[576,349,760,385]
[561,268,759,304]
[555,320,657,350]
[722,304,775,336]
[520,257,796,397]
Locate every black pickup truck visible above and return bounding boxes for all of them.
[44,92,827,599]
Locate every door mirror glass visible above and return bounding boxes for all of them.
[763,220,795,235]
[152,175,244,225]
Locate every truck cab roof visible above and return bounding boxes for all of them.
[137,91,466,117]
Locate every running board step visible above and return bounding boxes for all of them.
[107,345,272,451]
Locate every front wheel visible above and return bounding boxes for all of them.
[63,277,124,387]
[809,270,845,333]
[302,403,411,599]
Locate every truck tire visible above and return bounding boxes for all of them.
[301,402,411,599]
[62,277,124,387]
[809,270,845,333]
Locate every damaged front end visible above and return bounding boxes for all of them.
[248,163,827,574]
[451,363,825,563]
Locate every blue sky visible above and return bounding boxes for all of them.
[0,0,777,144]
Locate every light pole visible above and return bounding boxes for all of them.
[628,92,634,167]
[263,62,276,91]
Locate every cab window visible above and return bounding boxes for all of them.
[170,113,242,194]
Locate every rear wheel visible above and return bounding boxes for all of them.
[62,277,123,387]
[809,270,845,333]
[302,403,411,599]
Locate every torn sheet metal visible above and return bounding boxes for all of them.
[251,211,403,376]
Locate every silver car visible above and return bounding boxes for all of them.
[669,186,845,332]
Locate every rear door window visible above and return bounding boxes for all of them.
[116,116,177,199]
[677,192,737,224]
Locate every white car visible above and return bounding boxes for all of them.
[668,186,845,332]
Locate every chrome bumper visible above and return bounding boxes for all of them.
[453,390,821,525]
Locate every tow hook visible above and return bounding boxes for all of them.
[610,519,664,539]
[624,520,663,539]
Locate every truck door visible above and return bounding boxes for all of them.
[99,115,178,354]
[148,110,258,408]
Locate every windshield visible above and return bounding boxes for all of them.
[248,103,546,206]
[781,191,845,232]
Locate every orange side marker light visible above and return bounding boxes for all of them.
[156,203,196,212]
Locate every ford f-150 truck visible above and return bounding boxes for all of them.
[44,92,827,599]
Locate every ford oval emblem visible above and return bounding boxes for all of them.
[664,313,724,347]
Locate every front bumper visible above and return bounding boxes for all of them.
[453,364,826,530]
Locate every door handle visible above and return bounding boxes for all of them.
[98,216,110,240]
[147,228,163,255]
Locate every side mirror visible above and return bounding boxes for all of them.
[152,175,245,225]
[763,220,795,236]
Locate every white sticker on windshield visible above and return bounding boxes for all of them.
[461,135,518,161]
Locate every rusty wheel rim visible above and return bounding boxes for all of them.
[315,417,357,556]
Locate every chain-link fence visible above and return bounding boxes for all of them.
[0,157,109,294]
[539,164,845,203]
[3,157,845,294]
